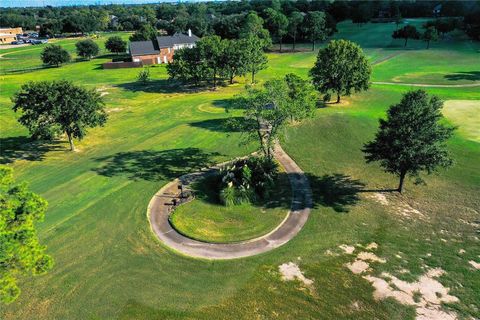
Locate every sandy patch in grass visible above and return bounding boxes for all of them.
[279,262,313,287]
[366,242,378,250]
[344,245,387,275]
[363,268,459,320]
[346,260,370,274]
[343,244,459,319]
[468,260,480,270]
[443,100,480,143]
[339,244,355,254]
[357,252,386,263]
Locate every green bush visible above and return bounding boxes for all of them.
[219,156,278,206]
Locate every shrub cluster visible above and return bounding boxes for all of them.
[219,156,278,206]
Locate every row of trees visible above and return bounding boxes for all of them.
[167,35,268,87]
[392,18,463,48]
[2,1,478,35]
[40,36,127,67]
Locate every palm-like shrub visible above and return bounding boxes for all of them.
[219,156,278,206]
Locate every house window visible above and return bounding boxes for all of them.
[168,47,171,53]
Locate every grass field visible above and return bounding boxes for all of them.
[0,32,131,72]
[0,20,479,320]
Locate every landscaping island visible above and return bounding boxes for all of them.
[169,172,290,243]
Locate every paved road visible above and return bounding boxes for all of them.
[372,81,480,88]
[147,143,312,260]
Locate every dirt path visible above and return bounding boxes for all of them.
[372,81,480,88]
[147,143,312,260]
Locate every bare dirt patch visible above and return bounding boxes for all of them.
[339,244,355,254]
[279,262,314,287]
[468,260,480,270]
[343,244,459,320]
[366,242,378,250]
[363,268,459,320]
[346,260,370,274]
[357,252,386,263]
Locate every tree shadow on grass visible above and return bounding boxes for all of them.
[116,79,212,94]
[0,136,63,164]
[444,71,480,82]
[307,173,366,213]
[188,117,246,133]
[93,148,221,181]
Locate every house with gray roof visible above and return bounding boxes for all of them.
[129,29,199,65]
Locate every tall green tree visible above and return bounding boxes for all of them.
[284,73,317,121]
[363,90,455,193]
[240,11,271,48]
[288,11,304,51]
[167,47,209,86]
[392,25,420,47]
[310,39,371,103]
[129,24,157,41]
[302,11,328,51]
[241,35,268,84]
[12,81,107,151]
[0,166,53,304]
[105,36,126,54]
[40,44,71,67]
[221,39,248,84]
[75,39,99,60]
[422,26,438,49]
[264,8,288,52]
[197,35,226,89]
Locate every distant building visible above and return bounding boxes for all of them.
[0,27,22,44]
[130,29,199,65]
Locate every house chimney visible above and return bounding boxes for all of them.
[188,29,192,37]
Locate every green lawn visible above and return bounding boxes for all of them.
[170,173,290,243]
[0,32,131,72]
[0,20,479,320]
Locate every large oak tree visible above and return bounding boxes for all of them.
[310,39,371,103]
[12,81,107,151]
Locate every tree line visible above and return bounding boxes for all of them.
[1,1,478,46]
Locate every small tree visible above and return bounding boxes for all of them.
[310,39,371,103]
[241,35,268,84]
[363,90,455,193]
[302,11,328,51]
[392,25,420,47]
[12,81,107,151]
[0,166,53,304]
[422,26,438,49]
[137,67,151,84]
[41,44,71,67]
[288,11,304,51]
[75,39,99,60]
[105,36,127,54]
